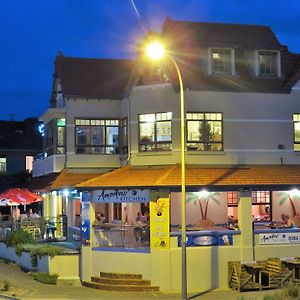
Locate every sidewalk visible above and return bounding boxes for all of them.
[0,261,278,300]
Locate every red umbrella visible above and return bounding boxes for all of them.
[0,188,43,205]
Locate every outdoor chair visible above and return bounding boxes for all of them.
[260,258,293,289]
[228,261,261,291]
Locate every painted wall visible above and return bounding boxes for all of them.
[170,192,228,226]
[272,191,300,222]
[129,84,300,166]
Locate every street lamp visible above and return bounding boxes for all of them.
[146,41,187,300]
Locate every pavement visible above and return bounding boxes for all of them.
[0,261,283,300]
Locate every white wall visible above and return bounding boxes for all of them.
[129,84,300,166]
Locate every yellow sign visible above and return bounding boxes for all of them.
[150,198,170,249]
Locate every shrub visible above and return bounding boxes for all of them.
[32,272,58,285]
[2,280,10,291]
[284,285,299,298]
[6,229,36,248]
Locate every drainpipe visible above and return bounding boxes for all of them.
[126,94,132,165]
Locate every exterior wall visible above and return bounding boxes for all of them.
[32,154,65,177]
[129,84,300,166]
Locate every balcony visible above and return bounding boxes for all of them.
[32,154,65,177]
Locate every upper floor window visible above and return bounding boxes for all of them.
[0,157,6,173]
[120,118,128,155]
[210,48,233,75]
[75,119,119,154]
[139,112,172,152]
[293,114,300,151]
[44,118,66,156]
[258,51,279,77]
[187,113,223,151]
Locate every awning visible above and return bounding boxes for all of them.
[50,169,112,191]
[76,164,300,191]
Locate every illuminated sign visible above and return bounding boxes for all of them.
[92,189,150,203]
[38,123,45,136]
[57,118,66,127]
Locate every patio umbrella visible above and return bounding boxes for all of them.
[0,188,43,205]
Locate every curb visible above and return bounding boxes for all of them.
[0,294,18,300]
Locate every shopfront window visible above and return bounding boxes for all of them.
[75,119,119,154]
[139,112,172,151]
[187,113,223,151]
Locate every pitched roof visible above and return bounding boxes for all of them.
[76,164,300,191]
[27,173,59,192]
[140,18,300,93]
[55,54,134,99]
[50,169,109,190]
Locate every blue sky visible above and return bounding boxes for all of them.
[0,0,300,121]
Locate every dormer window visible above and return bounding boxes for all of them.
[209,48,235,76]
[255,50,281,77]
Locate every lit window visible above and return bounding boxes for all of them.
[75,119,119,154]
[258,51,278,76]
[25,156,34,172]
[293,114,300,151]
[227,192,239,206]
[44,118,66,156]
[186,113,223,151]
[139,112,172,152]
[211,48,232,74]
[0,158,6,173]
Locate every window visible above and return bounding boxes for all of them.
[293,114,300,151]
[25,156,34,172]
[187,113,223,151]
[120,118,128,155]
[75,119,119,154]
[0,157,6,173]
[227,192,239,206]
[211,48,232,74]
[139,112,172,152]
[252,191,270,221]
[258,51,278,76]
[44,118,66,156]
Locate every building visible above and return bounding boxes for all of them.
[0,118,42,175]
[32,18,300,293]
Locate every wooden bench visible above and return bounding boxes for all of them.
[260,258,293,289]
[228,261,261,292]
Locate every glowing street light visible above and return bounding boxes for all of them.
[145,41,187,300]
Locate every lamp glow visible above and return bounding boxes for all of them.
[146,42,165,60]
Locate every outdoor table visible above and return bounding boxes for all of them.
[282,260,300,281]
[243,263,263,285]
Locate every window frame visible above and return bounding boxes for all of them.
[186,112,223,151]
[75,118,120,155]
[293,114,300,151]
[138,112,172,152]
[256,50,280,77]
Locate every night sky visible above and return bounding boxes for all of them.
[1,0,300,121]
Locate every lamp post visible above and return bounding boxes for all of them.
[146,42,187,300]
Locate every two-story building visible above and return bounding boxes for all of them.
[33,18,300,293]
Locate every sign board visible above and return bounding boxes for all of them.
[150,198,170,249]
[92,189,150,203]
[81,201,91,246]
[259,232,300,245]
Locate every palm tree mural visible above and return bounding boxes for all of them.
[278,191,300,217]
[187,191,221,221]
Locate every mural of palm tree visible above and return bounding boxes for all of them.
[278,191,300,217]
[187,191,221,220]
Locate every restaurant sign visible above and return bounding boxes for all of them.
[259,232,300,245]
[92,189,150,203]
